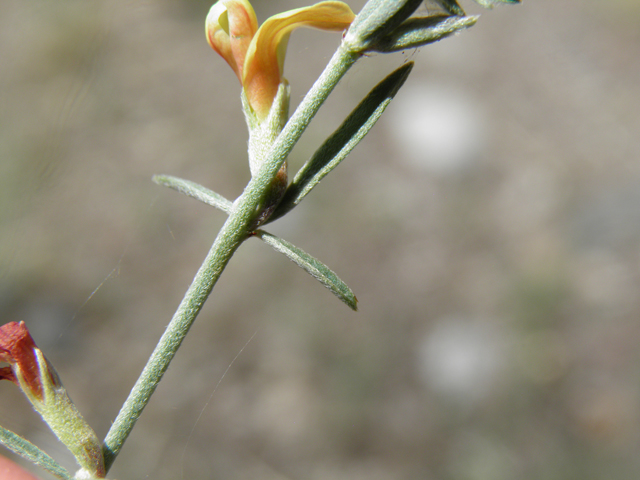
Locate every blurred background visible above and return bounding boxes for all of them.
[2,0,640,478]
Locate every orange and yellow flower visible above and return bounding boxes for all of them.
[206,0,355,122]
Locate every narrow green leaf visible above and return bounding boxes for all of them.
[268,62,414,223]
[152,175,233,214]
[0,426,73,480]
[255,230,358,311]
[426,0,466,16]
[372,15,478,53]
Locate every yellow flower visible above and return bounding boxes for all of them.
[206,1,353,223]
[206,0,355,122]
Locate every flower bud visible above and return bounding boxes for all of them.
[1,322,105,478]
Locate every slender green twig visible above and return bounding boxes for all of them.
[101,204,250,471]
[0,426,72,480]
[101,40,360,473]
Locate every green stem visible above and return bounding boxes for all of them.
[101,41,360,473]
[101,197,251,471]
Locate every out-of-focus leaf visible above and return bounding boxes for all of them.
[474,0,521,8]
[152,175,233,214]
[268,62,414,223]
[255,230,358,311]
[0,426,73,480]
[426,0,466,16]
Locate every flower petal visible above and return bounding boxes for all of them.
[243,1,355,119]
[206,2,236,75]
[0,322,43,400]
[0,366,16,384]
[206,0,258,81]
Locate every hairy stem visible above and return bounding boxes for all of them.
[101,40,360,473]
[101,201,250,471]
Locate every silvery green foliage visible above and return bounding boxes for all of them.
[370,14,478,52]
[344,0,423,52]
[0,425,73,480]
[428,0,520,12]
[347,0,520,54]
[428,0,466,15]
[269,63,414,222]
[473,0,521,8]
[152,64,416,311]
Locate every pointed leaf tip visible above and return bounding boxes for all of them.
[372,15,478,53]
[153,175,233,214]
[255,230,358,311]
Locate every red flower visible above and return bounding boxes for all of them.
[0,322,54,400]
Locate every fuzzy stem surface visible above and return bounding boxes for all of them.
[101,39,360,474]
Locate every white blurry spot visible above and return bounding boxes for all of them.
[417,317,504,404]
[387,83,485,175]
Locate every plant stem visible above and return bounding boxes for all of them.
[101,42,360,473]
[101,200,250,471]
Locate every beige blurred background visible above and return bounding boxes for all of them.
[2,0,640,478]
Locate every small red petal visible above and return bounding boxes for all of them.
[0,322,43,399]
[0,366,17,384]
